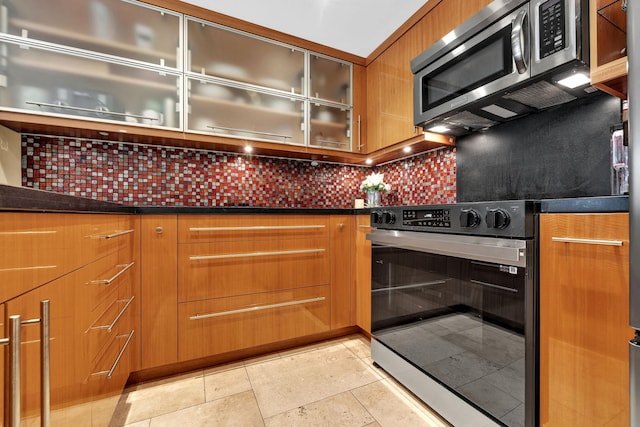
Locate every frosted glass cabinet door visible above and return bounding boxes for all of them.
[188,79,305,145]
[0,41,181,128]
[309,55,351,104]
[187,19,305,94]
[2,0,181,68]
[309,103,351,151]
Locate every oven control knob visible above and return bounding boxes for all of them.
[459,209,481,228]
[486,208,511,229]
[382,211,396,224]
[371,211,381,224]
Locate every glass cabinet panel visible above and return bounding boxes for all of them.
[187,19,305,95]
[188,78,305,145]
[309,55,351,104]
[2,0,181,68]
[0,40,181,128]
[308,103,351,151]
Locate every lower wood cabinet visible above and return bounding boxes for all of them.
[330,215,354,329]
[140,215,178,369]
[355,214,372,333]
[140,214,358,369]
[178,285,331,361]
[540,213,630,426]
[1,212,138,426]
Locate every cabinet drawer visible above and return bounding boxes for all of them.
[1,212,74,301]
[178,237,330,301]
[0,213,134,301]
[177,215,329,243]
[178,285,330,361]
[78,215,136,262]
[88,328,135,427]
[80,252,134,312]
[82,254,136,366]
[85,292,135,369]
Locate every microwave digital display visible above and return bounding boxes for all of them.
[539,0,565,58]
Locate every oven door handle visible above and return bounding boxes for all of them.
[368,230,528,267]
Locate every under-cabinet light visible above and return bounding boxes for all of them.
[365,158,373,165]
[244,145,253,153]
[403,146,412,153]
[557,72,590,89]
[428,125,450,133]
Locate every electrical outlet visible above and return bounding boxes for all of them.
[0,136,7,151]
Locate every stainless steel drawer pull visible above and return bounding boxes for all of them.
[470,279,518,293]
[206,125,292,141]
[371,280,446,293]
[92,330,135,379]
[89,262,135,285]
[190,249,325,261]
[90,229,135,239]
[25,101,156,121]
[0,230,57,235]
[189,296,326,320]
[315,139,347,146]
[0,265,57,272]
[189,225,325,232]
[551,237,624,246]
[91,296,135,333]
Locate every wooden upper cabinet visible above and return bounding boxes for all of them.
[365,0,491,152]
[352,64,367,153]
[590,0,628,99]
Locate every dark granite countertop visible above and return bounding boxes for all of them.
[540,195,629,213]
[3,185,628,215]
[0,185,367,215]
[135,206,364,215]
[0,184,135,213]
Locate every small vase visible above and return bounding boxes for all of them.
[366,190,381,207]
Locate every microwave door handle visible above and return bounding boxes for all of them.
[511,9,529,74]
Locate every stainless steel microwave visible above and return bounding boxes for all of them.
[412,0,593,136]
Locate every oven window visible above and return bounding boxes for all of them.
[421,25,514,113]
[371,246,526,426]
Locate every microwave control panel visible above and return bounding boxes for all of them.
[539,0,566,58]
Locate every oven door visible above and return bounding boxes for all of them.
[369,230,536,427]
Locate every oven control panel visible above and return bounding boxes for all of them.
[369,200,538,238]
[402,208,451,228]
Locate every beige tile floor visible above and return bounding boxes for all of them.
[110,334,452,427]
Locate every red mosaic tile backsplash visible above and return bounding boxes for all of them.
[21,135,456,207]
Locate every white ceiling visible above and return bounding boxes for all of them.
[180,0,429,58]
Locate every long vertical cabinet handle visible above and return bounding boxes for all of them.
[1,301,50,427]
[3,315,22,427]
[40,300,51,427]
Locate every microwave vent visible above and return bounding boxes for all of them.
[444,111,499,129]
[503,80,577,109]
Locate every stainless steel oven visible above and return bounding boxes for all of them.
[368,201,538,427]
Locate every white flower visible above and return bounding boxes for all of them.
[360,172,389,192]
